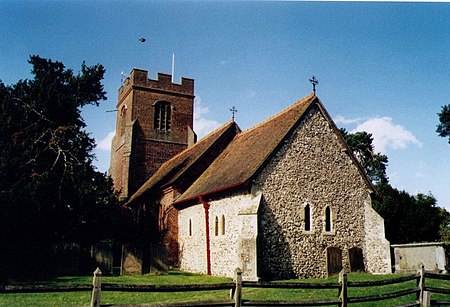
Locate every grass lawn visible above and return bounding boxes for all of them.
[1,271,450,306]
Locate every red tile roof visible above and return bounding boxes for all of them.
[126,120,241,205]
[128,92,374,208]
[176,93,318,203]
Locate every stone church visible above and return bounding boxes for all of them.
[110,68,391,280]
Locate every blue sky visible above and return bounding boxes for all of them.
[1,1,449,209]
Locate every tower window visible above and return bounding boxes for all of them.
[189,219,192,236]
[154,101,172,131]
[120,104,127,135]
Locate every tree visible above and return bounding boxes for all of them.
[340,128,389,184]
[340,128,449,243]
[438,207,450,242]
[437,104,450,143]
[0,56,132,275]
[372,183,445,244]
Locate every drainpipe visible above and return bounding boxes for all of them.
[199,195,211,275]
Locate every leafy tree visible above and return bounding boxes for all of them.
[0,56,132,275]
[438,207,450,242]
[372,183,445,243]
[340,128,388,184]
[340,128,450,243]
[437,104,450,143]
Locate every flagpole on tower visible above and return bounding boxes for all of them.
[171,53,175,83]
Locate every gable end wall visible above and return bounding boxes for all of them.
[254,105,388,279]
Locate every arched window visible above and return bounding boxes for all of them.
[189,219,192,236]
[154,101,171,131]
[325,206,332,232]
[221,215,226,235]
[304,204,311,231]
[120,104,127,135]
[214,216,219,236]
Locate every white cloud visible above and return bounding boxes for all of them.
[194,97,221,139]
[97,131,115,151]
[352,117,422,153]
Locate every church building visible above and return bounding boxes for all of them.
[110,68,391,280]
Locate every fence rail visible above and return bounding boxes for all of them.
[242,281,341,289]
[424,271,450,305]
[240,299,341,306]
[347,274,419,287]
[0,284,91,293]
[347,287,420,304]
[1,266,448,307]
[101,283,235,292]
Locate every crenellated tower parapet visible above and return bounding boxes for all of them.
[118,69,194,107]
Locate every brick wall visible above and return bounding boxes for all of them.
[178,192,260,281]
[110,69,194,198]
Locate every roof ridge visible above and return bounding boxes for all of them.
[203,119,235,136]
[126,120,237,205]
[159,120,235,164]
[239,93,316,136]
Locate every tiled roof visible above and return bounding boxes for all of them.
[126,120,241,205]
[176,93,318,202]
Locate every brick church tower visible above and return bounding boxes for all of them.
[109,68,196,199]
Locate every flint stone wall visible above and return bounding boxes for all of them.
[364,196,392,274]
[178,104,390,280]
[178,204,207,274]
[254,105,389,279]
[178,192,260,281]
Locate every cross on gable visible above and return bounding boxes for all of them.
[230,106,238,120]
[309,76,319,94]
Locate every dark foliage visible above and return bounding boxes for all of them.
[0,56,133,276]
[373,183,447,244]
[437,104,450,144]
[339,128,388,184]
[340,128,449,244]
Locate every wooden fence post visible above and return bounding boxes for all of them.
[417,265,425,305]
[90,267,102,307]
[422,291,431,307]
[338,270,348,307]
[233,267,242,307]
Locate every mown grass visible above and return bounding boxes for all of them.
[1,270,450,306]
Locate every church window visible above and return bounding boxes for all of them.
[325,206,333,232]
[120,104,127,135]
[221,215,225,235]
[154,101,172,131]
[304,204,311,232]
[189,219,192,236]
[214,216,219,236]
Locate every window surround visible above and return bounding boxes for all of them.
[153,100,172,131]
[188,219,192,237]
[221,215,225,235]
[119,104,127,135]
[302,202,314,234]
[214,216,219,237]
[323,206,336,236]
